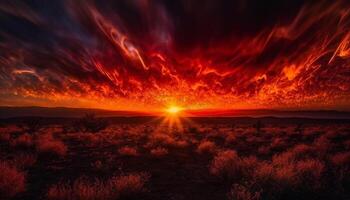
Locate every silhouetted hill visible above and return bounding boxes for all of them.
[0,106,150,118]
[0,106,350,119]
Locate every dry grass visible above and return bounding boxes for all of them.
[210,149,261,181]
[9,153,37,169]
[197,140,216,154]
[47,172,149,200]
[112,172,150,198]
[228,183,261,200]
[10,133,34,148]
[47,177,115,200]
[0,122,349,199]
[118,146,139,156]
[0,161,26,199]
[209,150,240,179]
[331,152,350,167]
[151,133,177,147]
[36,134,67,157]
[150,147,169,157]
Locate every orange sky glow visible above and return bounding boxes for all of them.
[1,1,350,112]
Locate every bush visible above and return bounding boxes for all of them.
[47,172,149,200]
[47,177,115,200]
[209,150,240,179]
[36,134,67,157]
[331,152,350,167]
[0,161,26,199]
[150,147,168,157]
[210,150,260,181]
[197,140,216,154]
[9,153,37,169]
[111,172,150,198]
[150,133,176,147]
[295,159,324,190]
[10,133,34,148]
[228,183,261,200]
[73,114,109,133]
[118,146,138,156]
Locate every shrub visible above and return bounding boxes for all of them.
[330,152,350,188]
[10,133,34,148]
[47,177,115,200]
[175,140,189,148]
[150,147,168,157]
[111,172,150,198]
[254,162,275,185]
[295,159,325,190]
[36,134,67,157]
[47,172,149,200]
[196,140,216,154]
[270,137,287,150]
[239,156,260,179]
[118,146,138,156]
[257,146,270,155]
[0,161,26,199]
[225,134,237,145]
[331,152,350,167]
[10,153,37,169]
[290,144,316,159]
[228,183,261,200]
[313,136,332,155]
[73,114,109,133]
[271,147,325,189]
[210,149,260,181]
[209,150,240,179]
[151,134,176,147]
[74,133,102,147]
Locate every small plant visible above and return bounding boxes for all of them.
[10,133,34,148]
[112,172,150,198]
[150,147,168,157]
[0,161,26,199]
[118,146,139,156]
[36,134,67,157]
[73,114,109,133]
[9,153,37,169]
[228,183,261,200]
[209,150,240,179]
[47,172,149,200]
[47,177,115,200]
[196,140,216,154]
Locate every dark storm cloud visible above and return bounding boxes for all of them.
[0,0,350,109]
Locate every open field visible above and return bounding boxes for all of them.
[1,117,350,200]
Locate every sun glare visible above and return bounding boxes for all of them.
[160,105,188,132]
[166,106,182,114]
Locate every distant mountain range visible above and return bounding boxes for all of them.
[0,106,149,118]
[0,106,350,119]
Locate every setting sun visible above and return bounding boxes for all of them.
[166,106,182,114]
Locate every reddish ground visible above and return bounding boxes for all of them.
[0,117,349,200]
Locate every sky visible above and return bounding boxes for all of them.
[0,0,350,112]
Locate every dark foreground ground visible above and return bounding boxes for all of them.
[0,117,349,200]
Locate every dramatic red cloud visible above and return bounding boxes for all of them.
[0,1,349,112]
